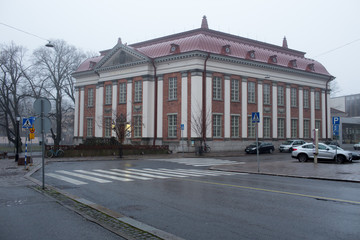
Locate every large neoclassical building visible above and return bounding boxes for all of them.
[73,16,334,151]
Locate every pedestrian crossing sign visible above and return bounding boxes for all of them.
[22,118,33,129]
[252,112,260,123]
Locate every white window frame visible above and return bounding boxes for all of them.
[277,86,284,106]
[231,79,239,102]
[291,119,298,138]
[278,118,285,138]
[263,117,271,138]
[133,115,142,138]
[169,77,177,101]
[303,90,309,108]
[248,116,256,138]
[304,119,310,138]
[315,91,320,109]
[213,114,222,138]
[291,88,297,107]
[168,114,177,138]
[87,118,93,137]
[119,82,126,104]
[315,120,321,134]
[134,81,142,103]
[213,77,222,100]
[248,81,256,103]
[231,115,239,137]
[105,85,112,105]
[87,88,94,107]
[104,117,112,138]
[263,84,271,105]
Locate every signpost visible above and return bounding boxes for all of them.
[33,98,51,189]
[332,116,340,162]
[252,112,260,173]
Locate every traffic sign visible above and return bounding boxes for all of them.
[181,124,184,130]
[34,117,52,134]
[333,124,339,136]
[22,118,33,129]
[33,98,51,115]
[332,116,340,125]
[252,112,260,123]
[29,127,35,133]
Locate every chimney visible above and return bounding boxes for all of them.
[282,36,288,48]
[201,15,209,29]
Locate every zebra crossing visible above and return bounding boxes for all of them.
[152,158,243,167]
[45,168,245,186]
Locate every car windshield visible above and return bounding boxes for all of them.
[282,141,293,145]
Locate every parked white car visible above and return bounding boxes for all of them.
[279,140,307,152]
[354,142,360,150]
[291,143,352,164]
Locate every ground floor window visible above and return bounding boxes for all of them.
[104,117,112,138]
[291,119,298,138]
[304,119,310,138]
[248,116,256,138]
[263,117,271,138]
[168,114,177,138]
[134,115,142,138]
[213,114,222,138]
[278,118,285,138]
[87,118,93,137]
[231,115,239,137]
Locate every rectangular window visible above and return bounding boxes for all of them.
[119,83,126,104]
[87,88,94,107]
[87,118,93,137]
[134,115,142,138]
[231,79,239,102]
[168,114,177,138]
[105,85,112,105]
[168,77,177,100]
[291,88,297,107]
[104,117,112,138]
[291,119,298,138]
[278,118,285,138]
[134,81,142,103]
[213,77,222,100]
[277,86,284,106]
[263,84,271,105]
[213,114,222,137]
[248,116,256,138]
[248,81,256,103]
[304,119,310,138]
[231,115,239,137]
[303,90,309,108]
[263,117,271,138]
[315,91,321,109]
[315,120,321,135]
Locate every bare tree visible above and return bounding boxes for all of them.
[190,101,212,153]
[0,43,30,147]
[32,39,86,146]
[329,79,341,97]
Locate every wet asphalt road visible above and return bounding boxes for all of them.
[32,157,360,240]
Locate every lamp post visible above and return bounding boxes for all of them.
[15,116,20,162]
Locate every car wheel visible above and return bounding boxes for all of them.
[269,149,273,154]
[335,155,345,164]
[298,154,307,162]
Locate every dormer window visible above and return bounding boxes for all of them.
[307,63,315,71]
[289,59,297,68]
[269,55,277,63]
[247,50,255,59]
[222,45,231,54]
[170,44,180,53]
[89,61,96,69]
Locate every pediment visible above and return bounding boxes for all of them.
[96,44,149,71]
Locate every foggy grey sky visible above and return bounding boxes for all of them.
[1,0,359,97]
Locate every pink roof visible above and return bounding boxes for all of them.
[75,17,331,77]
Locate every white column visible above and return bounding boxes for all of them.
[241,78,248,138]
[143,78,154,138]
[74,88,79,137]
[126,79,132,125]
[272,83,278,138]
[79,87,85,137]
[181,72,187,138]
[206,73,212,138]
[322,90,327,139]
[112,82,117,137]
[298,87,304,138]
[191,71,202,138]
[310,89,315,133]
[286,85,291,138]
[157,76,163,138]
[224,76,230,138]
[95,84,103,137]
[257,80,263,138]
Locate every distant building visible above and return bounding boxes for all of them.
[73,16,334,151]
[330,94,360,144]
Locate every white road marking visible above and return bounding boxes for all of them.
[46,173,88,185]
[74,170,133,182]
[94,169,152,180]
[110,169,169,179]
[56,170,112,183]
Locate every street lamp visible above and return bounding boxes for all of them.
[45,41,54,48]
[15,116,20,162]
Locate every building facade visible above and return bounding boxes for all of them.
[73,17,334,151]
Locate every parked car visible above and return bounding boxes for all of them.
[245,142,275,154]
[291,143,352,164]
[279,140,307,152]
[353,142,360,150]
